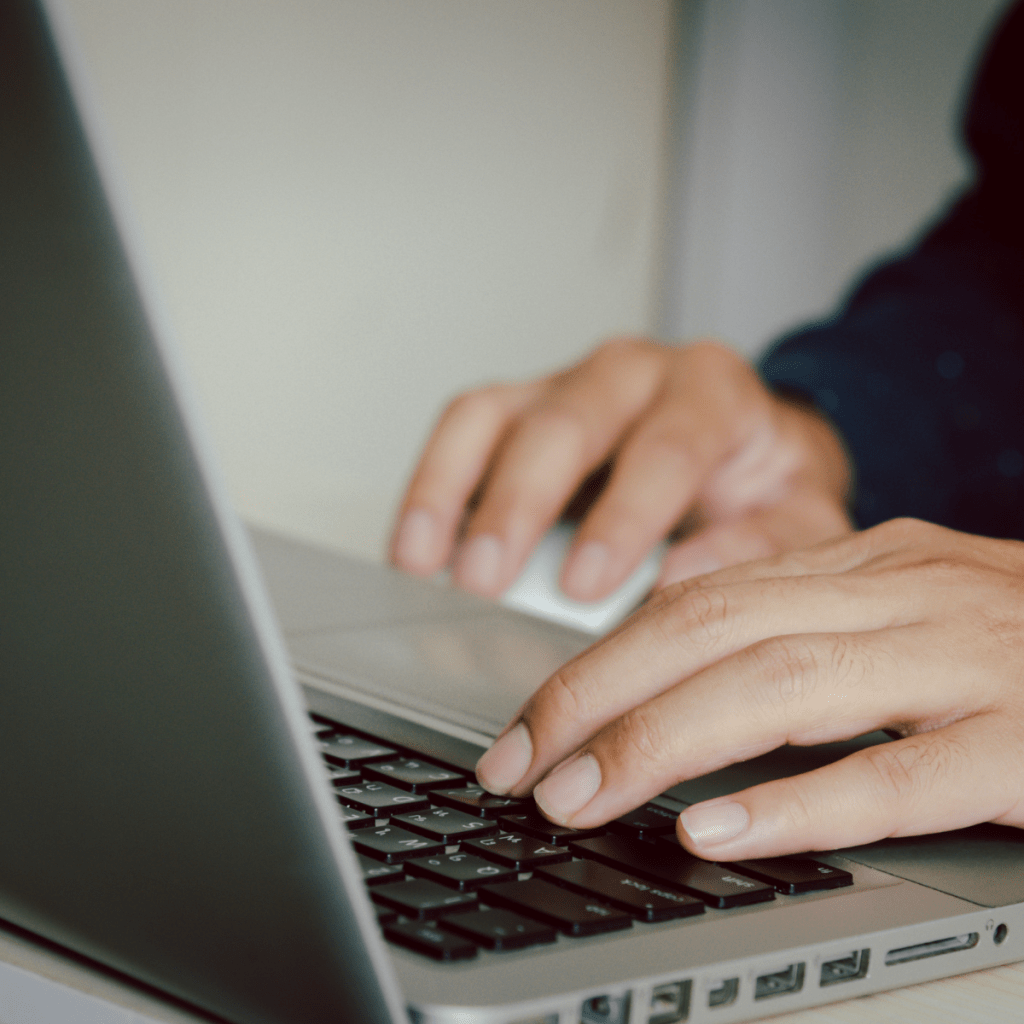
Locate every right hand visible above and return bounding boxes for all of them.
[390,337,854,601]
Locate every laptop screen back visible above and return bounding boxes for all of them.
[0,3,401,1022]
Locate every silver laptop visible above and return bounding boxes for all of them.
[3,3,1023,1022]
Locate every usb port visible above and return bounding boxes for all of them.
[885,933,979,965]
[754,963,805,1000]
[707,978,738,1008]
[581,992,631,1024]
[820,949,870,985]
[647,980,691,1023]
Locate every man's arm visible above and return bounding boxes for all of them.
[760,0,1024,538]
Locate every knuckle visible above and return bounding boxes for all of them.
[739,636,822,716]
[589,335,661,368]
[860,734,966,813]
[530,666,598,732]
[441,385,509,426]
[656,585,733,658]
[772,775,821,833]
[609,703,672,777]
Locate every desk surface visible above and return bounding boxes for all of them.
[2,915,1022,1024]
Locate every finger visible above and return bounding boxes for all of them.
[651,516,916,598]
[655,485,853,587]
[475,562,929,797]
[677,713,1024,859]
[560,342,768,601]
[532,618,995,826]
[451,339,665,597]
[390,381,540,575]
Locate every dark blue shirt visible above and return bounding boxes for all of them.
[760,1,1024,538]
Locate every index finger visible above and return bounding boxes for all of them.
[390,380,541,575]
[475,544,922,798]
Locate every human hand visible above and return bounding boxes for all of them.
[390,338,853,601]
[475,518,1024,858]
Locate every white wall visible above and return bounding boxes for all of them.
[63,0,672,560]
[661,0,1012,356]
[61,0,1012,567]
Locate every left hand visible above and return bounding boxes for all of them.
[475,517,1024,859]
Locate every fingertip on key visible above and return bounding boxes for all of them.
[476,722,533,795]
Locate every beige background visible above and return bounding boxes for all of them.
[63,0,1011,565]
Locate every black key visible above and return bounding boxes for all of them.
[362,758,466,792]
[430,785,530,818]
[326,764,362,786]
[319,734,397,768]
[481,878,632,937]
[371,878,479,920]
[571,835,775,909]
[375,905,399,927]
[463,831,572,870]
[352,825,446,863]
[608,804,679,841]
[383,921,477,961]
[334,781,430,815]
[440,908,557,951]
[406,851,518,890]
[357,854,406,887]
[498,809,606,845]
[728,857,853,894]
[392,807,500,842]
[537,859,704,923]
[309,718,337,739]
[650,793,690,813]
[337,805,377,830]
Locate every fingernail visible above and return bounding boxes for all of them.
[561,542,610,600]
[394,509,437,571]
[454,534,504,595]
[476,723,532,794]
[680,801,749,848]
[533,753,602,824]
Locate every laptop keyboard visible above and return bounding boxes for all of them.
[309,713,853,963]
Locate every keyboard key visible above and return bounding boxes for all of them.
[727,857,853,894]
[362,758,466,792]
[375,905,399,927]
[334,782,430,815]
[571,835,775,909]
[429,785,530,818]
[480,878,633,937]
[440,908,557,951]
[608,804,679,841]
[463,832,572,870]
[337,805,377,830]
[352,825,445,863]
[326,764,362,786]
[309,718,338,739]
[383,921,477,961]
[498,809,606,845]
[536,859,704,923]
[371,878,479,920]
[319,734,397,768]
[649,793,690,813]
[406,851,518,890]
[357,854,406,887]
[392,807,500,842]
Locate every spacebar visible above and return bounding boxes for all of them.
[569,835,775,909]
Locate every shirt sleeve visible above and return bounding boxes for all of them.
[758,1,1024,538]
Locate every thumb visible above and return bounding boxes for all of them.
[676,716,1020,859]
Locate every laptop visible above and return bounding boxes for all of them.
[3,2,1023,1022]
